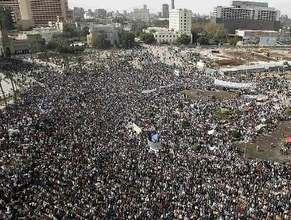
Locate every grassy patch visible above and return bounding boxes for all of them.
[214,108,232,121]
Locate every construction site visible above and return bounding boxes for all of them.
[192,46,291,70]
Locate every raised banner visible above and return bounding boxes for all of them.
[141,88,157,94]
[214,79,256,90]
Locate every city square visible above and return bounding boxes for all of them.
[0,0,291,219]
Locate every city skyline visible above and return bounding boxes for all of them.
[69,0,291,16]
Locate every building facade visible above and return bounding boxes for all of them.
[162,4,169,18]
[213,1,280,34]
[133,5,150,23]
[0,0,73,28]
[28,0,73,27]
[147,27,179,44]
[147,8,192,44]
[87,25,121,47]
[0,0,34,29]
[169,9,192,36]
[24,27,62,42]
[0,30,44,56]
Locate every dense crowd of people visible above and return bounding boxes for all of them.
[0,46,290,219]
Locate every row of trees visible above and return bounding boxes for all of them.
[192,22,237,45]
[45,16,234,54]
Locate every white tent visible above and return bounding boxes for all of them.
[147,139,162,152]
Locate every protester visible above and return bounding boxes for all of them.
[0,46,290,219]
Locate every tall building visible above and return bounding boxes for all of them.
[213,1,280,34]
[162,4,169,18]
[171,0,175,10]
[0,0,34,29]
[0,0,73,28]
[169,9,192,36]
[133,5,150,23]
[28,0,73,27]
[73,7,85,18]
[95,9,107,18]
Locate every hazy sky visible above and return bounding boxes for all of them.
[69,0,291,16]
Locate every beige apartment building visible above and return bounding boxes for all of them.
[0,0,33,29]
[0,0,72,29]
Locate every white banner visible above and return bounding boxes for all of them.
[214,79,256,89]
[141,89,157,94]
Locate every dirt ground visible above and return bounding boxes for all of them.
[235,121,291,162]
[181,89,236,101]
[198,48,291,67]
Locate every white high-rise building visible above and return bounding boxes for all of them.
[169,9,192,36]
[213,1,280,34]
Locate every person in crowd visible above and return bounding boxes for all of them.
[0,46,290,219]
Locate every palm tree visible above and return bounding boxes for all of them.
[0,74,7,106]
[4,71,17,101]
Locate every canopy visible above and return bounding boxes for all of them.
[148,139,162,152]
[285,137,291,143]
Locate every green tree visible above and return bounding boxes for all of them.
[191,32,199,44]
[131,21,148,37]
[192,22,227,45]
[182,119,191,129]
[205,23,227,45]
[120,31,135,48]
[47,34,69,50]
[192,143,201,151]
[228,37,239,46]
[176,34,191,45]
[80,26,90,38]
[62,23,78,38]
[191,23,206,34]
[281,138,288,147]
[92,33,111,49]
[231,130,241,140]
[57,45,85,54]
[139,32,156,44]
